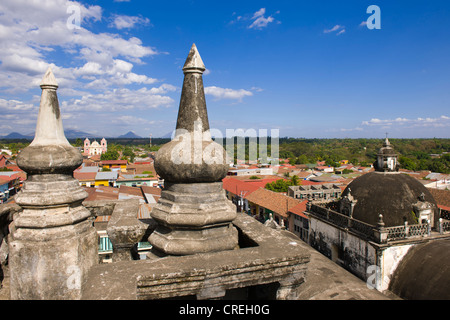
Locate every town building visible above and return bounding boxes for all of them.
[100,159,127,172]
[305,138,450,297]
[94,171,118,187]
[288,183,343,201]
[84,138,107,156]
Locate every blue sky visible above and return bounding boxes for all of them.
[0,1,449,138]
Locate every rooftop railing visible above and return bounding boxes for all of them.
[308,202,450,244]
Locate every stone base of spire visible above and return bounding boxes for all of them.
[149,182,239,256]
[8,175,98,299]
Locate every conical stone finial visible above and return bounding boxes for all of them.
[149,44,238,256]
[175,43,209,135]
[154,44,228,183]
[16,68,82,175]
[40,67,59,88]
[182,43,206,74]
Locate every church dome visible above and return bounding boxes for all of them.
[90,141,100,147]
[389,239,450,300]
[340,171,439,227]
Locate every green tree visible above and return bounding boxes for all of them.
[290,175,300,186]
[399,156,417,171]
[101,150,119,161]
[265,179,293,193]
[296,154,309,164]
[123,147,135,163]
[74,138,83,147]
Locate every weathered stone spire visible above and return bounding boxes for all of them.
[150,44,238,256]
[16,68,82,175]
[175,43,209,136]
[32,68,67,146]
[9,69,97,299]
[154,44,228,183]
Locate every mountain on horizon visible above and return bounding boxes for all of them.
[64,129,97,139]
[0,132,33,139]
[0,129,97,139]
[117,131,142,138]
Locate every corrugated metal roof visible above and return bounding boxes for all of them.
[95,171,118,180]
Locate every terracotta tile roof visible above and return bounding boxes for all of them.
[74,172,97,181]
[428,188,450,208]
[141,186,162,196]
[0,155,7,167]
[83,187,119,201]
[229,174,281,181]
[119,185,144,197]
[6,165,21,171]
[0,176,10,185]
[126,163,155,175]
[288,200,308,219]
[245,188,301,218]
[100,160,128,165]
[222,176,281,197]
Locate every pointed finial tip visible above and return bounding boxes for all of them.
[40,67,58,88]
[183,43,205,73]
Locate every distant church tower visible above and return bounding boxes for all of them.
[101,138,107,153]
[83,137,107,156]
[84,138,90,154]
[149,134,152,147]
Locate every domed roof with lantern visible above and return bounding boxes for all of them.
[339,137,439,227]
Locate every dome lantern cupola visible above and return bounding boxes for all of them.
[375,135,399,172]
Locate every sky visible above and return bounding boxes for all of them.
[0,0,450,139]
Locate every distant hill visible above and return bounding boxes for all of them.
[0,129,97,139]
[1,132,33,139]
[64,129,97,139]
[118,131,142,138]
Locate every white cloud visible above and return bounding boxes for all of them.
[204,86,253,101]
[112,115,155,125]
[62,85,175,112]
[248,8,276,30]
[361,116,450,128]
[109,14,150,30]
[0,0,157,93]
[0,98,36,112]
[324,25,345,35]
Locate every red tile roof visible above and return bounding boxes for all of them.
[222,176,281,197]
[74,172,97,180]
[119,185,144,197]
[289,200,308,219]
[83,187,119,201]
[0,176,10,185]
[101,160,128,165]
[141,186,162,196]
[428,188,450,208]
[245,188,301,218]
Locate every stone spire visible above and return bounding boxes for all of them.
[175,43,209,136]
[9,69,97,299]
[154,44,228,183]
[16,68,82,175]
[150,44,238,256]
